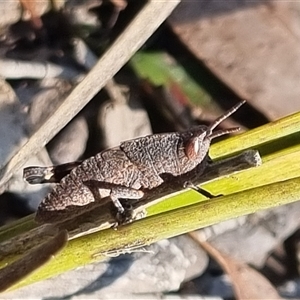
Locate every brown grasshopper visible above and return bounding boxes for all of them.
[24,100,245,222]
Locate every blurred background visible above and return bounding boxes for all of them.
[1,0,300,299]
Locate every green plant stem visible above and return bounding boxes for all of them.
[10,175,300,290]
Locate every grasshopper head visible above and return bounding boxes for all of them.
[184,100,246,162]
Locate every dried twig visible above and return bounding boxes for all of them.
[0,59,83,80]
[0,1,180,193]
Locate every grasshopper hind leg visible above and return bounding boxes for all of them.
[83,180,144,223]
[110,186,144,214]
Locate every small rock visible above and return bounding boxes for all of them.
[47,116,89,164]
[98,94,152,148]
[201,202,300,268]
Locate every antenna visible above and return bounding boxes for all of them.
[206,100,246,139]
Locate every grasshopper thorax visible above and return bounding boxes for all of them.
[184,100,246,161]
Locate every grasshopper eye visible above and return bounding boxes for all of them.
[184,137,199,160]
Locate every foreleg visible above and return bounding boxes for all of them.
[183,181,221,199]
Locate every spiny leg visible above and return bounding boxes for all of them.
[23,161,82,184]
[83,180,144,224]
